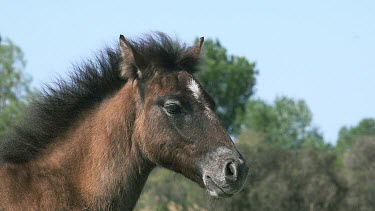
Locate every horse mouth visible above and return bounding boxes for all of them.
[203,175,234,198]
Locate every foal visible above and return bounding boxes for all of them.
[0,33,248,210]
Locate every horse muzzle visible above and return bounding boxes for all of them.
[200,147,249,198]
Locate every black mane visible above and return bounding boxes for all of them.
[0,32,201,163]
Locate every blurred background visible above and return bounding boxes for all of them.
[1,0,374,210]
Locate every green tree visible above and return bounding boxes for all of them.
[0,36,32,138]
[198,39,257,135]
[135,169,210,211]
[242,96,327,149]
[341,136,375,210]
[225,141,347,211]
[336,118,375,155]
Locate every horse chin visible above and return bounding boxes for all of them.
[203,176,234,198]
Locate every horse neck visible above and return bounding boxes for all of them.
[37,82,153,209]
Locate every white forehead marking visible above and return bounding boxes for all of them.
[188,79,201,100]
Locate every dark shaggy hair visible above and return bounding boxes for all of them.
[127,32,201,75]
[0,32,201,163]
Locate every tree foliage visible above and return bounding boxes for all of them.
[242,96,327,149]
[0,36,31,138]
[336,118,375,155]
[197,39,257,135]
[342,137,375,210]
[225,141,347,211]
[135,169,211,211]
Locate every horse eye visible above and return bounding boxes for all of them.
[164,103,182,115]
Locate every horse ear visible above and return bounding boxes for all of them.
[189,37,204,58]
[119,35,144,80]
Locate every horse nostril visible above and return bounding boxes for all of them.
[224,162,237,182]
[226,163,235,176]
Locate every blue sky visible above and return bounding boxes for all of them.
[1,0,374,143]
